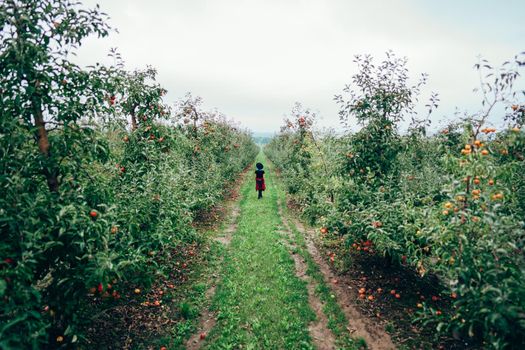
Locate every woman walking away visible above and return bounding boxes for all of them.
[255,162,266,199]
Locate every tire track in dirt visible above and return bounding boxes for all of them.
[278,198,338,350]
[291,217,396,350]
[184,190,242,350]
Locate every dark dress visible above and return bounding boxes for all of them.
[255,169,265,198]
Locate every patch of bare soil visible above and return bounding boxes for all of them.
[213,205,240,246]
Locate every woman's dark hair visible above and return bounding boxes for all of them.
[256,162,264,170]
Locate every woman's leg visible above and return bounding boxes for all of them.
[258,190,262,199]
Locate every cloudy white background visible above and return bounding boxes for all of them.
[76,0,525,134]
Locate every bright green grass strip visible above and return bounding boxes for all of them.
[204,153,316,350]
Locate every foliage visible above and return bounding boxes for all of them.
[266,52,525,349]
[0,1,257,348]
[334,51,438,182]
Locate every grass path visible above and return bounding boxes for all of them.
[185,152,379,349]
[203,153,315,349]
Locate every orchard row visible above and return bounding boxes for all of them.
[266,53,525,349]
[0,1,258,348]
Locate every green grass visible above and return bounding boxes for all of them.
[203,153,316,349]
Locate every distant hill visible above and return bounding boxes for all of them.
[252,131,276,145]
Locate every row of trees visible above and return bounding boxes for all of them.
[265,52,525,349]
[0,1,258,348]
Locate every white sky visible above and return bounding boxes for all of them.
[76,0,525,134]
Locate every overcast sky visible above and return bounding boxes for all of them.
[76,0,525,134]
